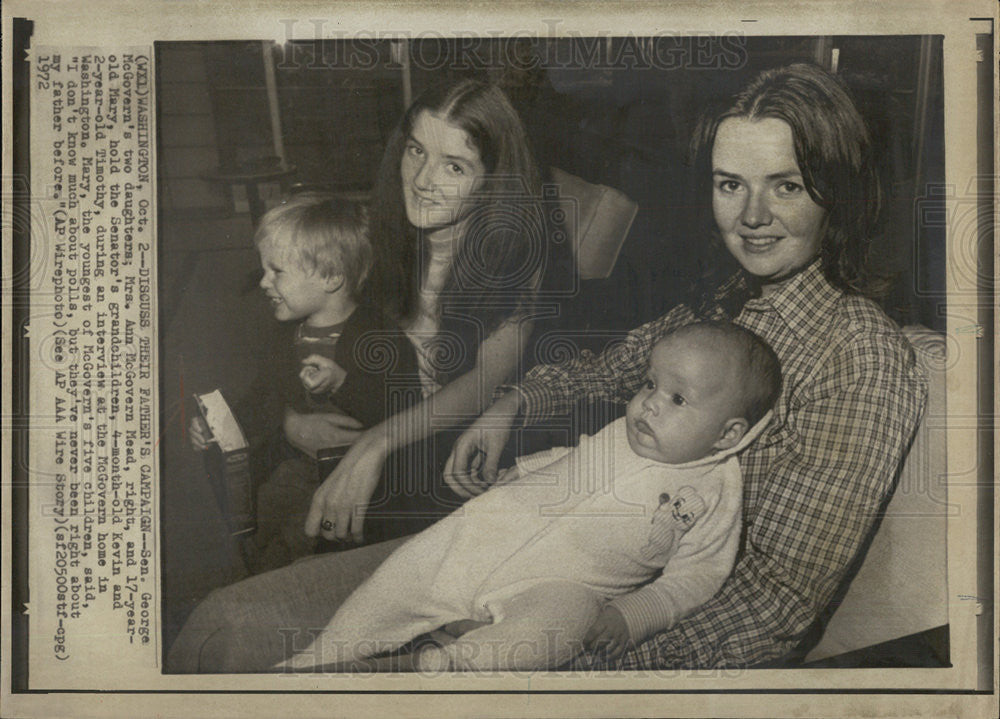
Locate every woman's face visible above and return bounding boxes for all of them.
[712,117,828,296]
[400,110,487,231]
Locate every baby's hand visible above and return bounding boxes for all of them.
[188,416,215,451]
[299,354,347,395]
[583,605,630,661]
[493,465,520,487]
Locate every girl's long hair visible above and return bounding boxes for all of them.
[367,79,563,379]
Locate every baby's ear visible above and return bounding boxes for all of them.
[323,274,346,293]
[713,418,749,451]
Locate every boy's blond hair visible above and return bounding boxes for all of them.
[254,193,371,299]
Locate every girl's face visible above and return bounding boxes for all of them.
[711,117,828,297]
[400,110,487,232]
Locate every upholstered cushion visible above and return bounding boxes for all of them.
[549,168,638,280]
[805,325,948,662]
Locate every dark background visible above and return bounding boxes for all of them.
[156,36,946,656]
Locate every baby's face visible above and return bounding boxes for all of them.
[625,332,745,464]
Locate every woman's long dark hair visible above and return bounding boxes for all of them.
[367,79,561,380]
[687,63,884,311]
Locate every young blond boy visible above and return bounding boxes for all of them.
[191,194,418,570]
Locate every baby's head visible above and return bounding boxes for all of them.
[255,193,371,326]
[625,321,781,464]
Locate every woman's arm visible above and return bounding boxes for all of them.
[517,304,697,423]
[445,304,698,495]
[305,317,534,542]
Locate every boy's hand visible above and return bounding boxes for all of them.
[299,354,348,395]
[188,417,216,451]
[583,605,631,661]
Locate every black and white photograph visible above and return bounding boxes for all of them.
[2,1,995,717]
[158,33,953,673]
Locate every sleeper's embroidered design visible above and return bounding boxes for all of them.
[641,486,706,561]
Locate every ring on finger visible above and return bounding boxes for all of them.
[321,519,335,531]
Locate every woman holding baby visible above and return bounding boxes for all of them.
[169,63,926,672]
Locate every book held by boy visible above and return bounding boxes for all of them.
[193,390,255,536]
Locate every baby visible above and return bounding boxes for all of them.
[281,321,781,672]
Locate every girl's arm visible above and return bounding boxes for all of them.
[282,407,364,458]
[445,303,699,495]
[305,317,534,542]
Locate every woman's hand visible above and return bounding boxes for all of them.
[305,430,388,543]
[443,390,522,498]
[283,407,364,458]
[299,354,347,395]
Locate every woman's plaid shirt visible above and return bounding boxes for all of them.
[515,261,928,669]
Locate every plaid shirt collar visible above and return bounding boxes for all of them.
[730,260,842,342]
